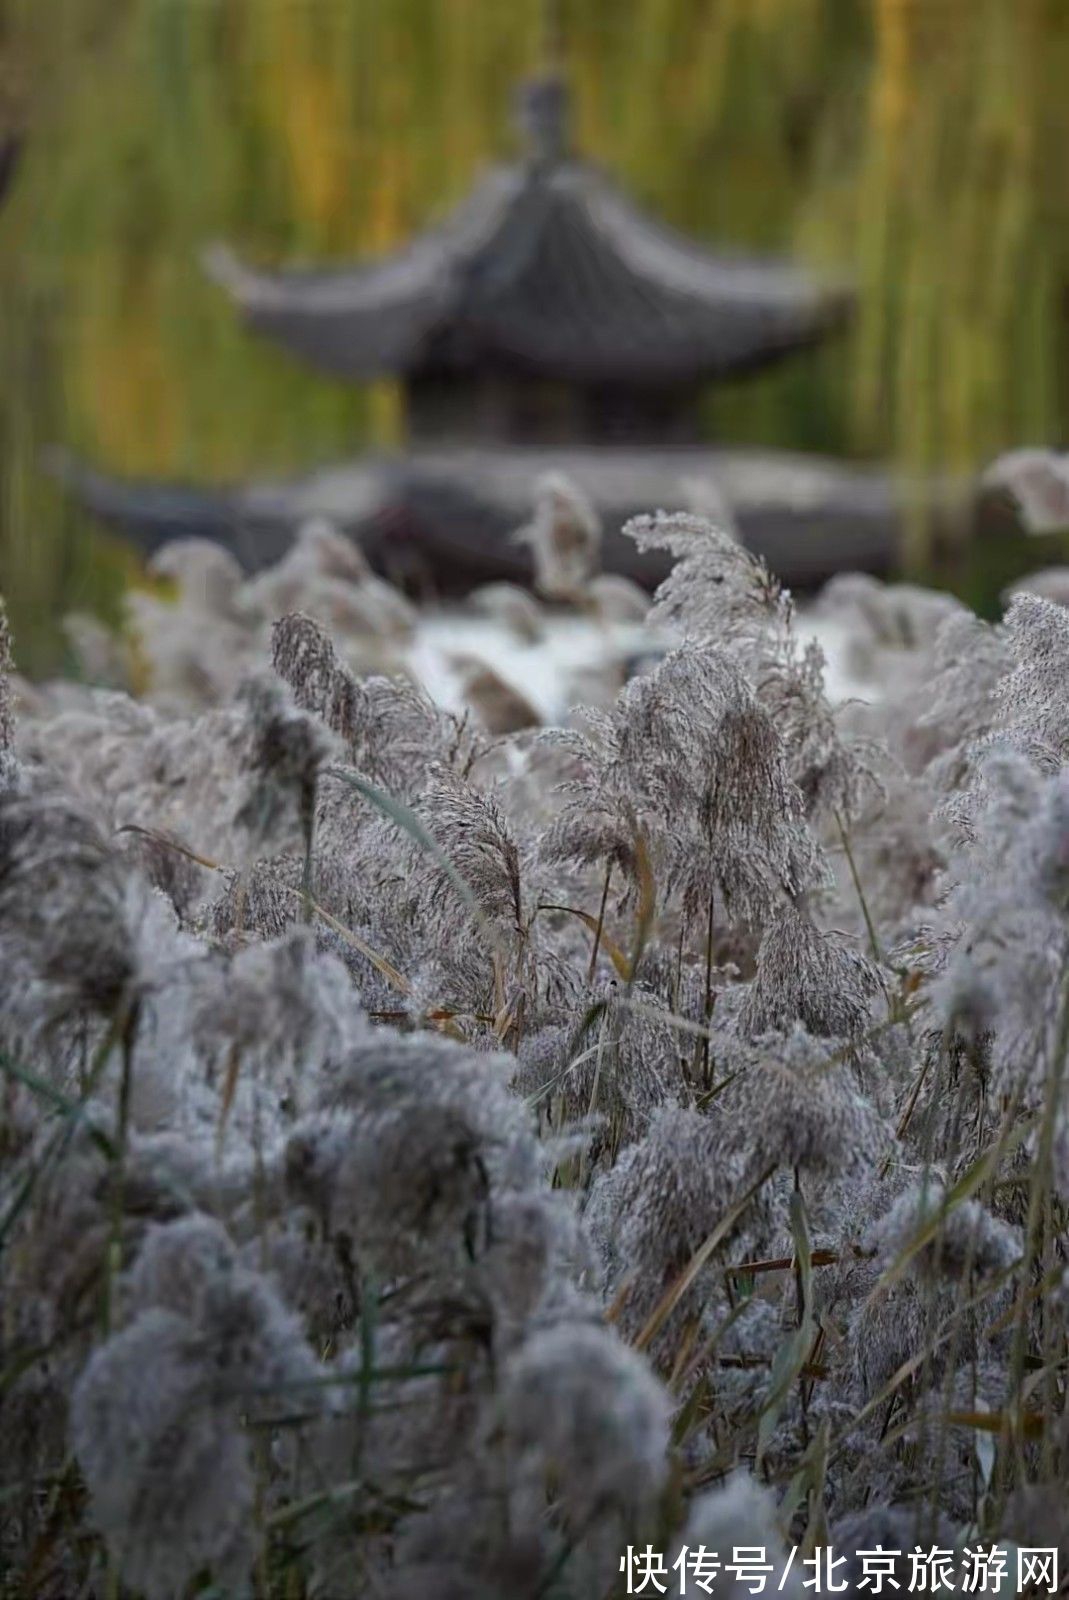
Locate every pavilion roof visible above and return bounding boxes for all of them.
[50,442,963,592]
[204,77,851,387]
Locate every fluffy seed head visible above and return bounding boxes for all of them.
[235,671,334,847]
[502,1318,670,1519]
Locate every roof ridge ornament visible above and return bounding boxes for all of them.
[515,72,571,169]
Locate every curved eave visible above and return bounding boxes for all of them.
[45,449,389,570]
[203,242,452,378]
[43,448,244,546]
[453,169,852,385]
[200,169,521,379]
[203,160,853,386]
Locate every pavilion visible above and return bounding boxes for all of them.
[54,75,962,589]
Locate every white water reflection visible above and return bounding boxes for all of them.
[406,609,867,726]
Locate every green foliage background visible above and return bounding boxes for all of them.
[2,0,1069,670]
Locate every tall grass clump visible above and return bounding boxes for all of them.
[3,507,1069,1595]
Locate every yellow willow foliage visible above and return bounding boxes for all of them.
[854,0,1068,494]
[3,0,1069,667]
[266,25,355,243]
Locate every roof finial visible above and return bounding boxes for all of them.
[515,71,570,167]
[515,0,569,167]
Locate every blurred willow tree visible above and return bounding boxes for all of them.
[1,0,1068,669]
